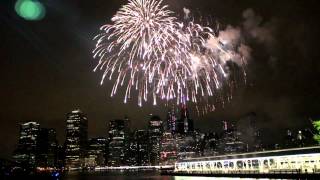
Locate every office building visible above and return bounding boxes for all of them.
[160,132,177,165]
[65,109,88,169]
[148,115,163,166]
[13,122,40,166]
[107,118,130,166]
[36,128,57,167]
[86,137,106,167]
[166,108,177,133]
[176,105,194,135]
[135,130,150,166]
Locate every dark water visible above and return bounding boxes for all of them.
[62,172,264,180]
[65,175,253,180]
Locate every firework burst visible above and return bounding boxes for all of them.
[93,0,246,109]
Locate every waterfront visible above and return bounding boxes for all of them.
[63,174,267,180]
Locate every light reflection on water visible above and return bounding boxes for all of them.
[175,177,258,180]
[63,172,272,180]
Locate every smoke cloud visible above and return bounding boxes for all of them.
[242,9,275,45]
[183,7,191,19]
[205,8,276,66]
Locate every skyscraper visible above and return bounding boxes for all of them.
[203,132,219,156]
[107,118,130,167]
[127,131,138,166]
[166,107,177,133]
[56,145,65,169]
[65,109,88,169]
[86,137,106,168]
[135,130,150,166]
[160,132,177,165]
[176,105,194,134]
[36,128,57,168]
[13,122,40,166]
[218,121,246,155]
[148,115,163,166]
[176,134,197,160]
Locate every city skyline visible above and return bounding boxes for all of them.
[1,0,320,163]
[9,107,316,171]
[1,105,317,159]
[2,104,315,159]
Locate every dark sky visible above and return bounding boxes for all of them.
[1,0,320,158]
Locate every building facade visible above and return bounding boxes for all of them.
[107,118,130,166]
[13,122,40,166]
[65,109,88,169]
[127,132,138,166]
[85,137,106,168]
[36,128,57,168]
[135,130,150,166]
[160,132,177,165]
[176,105,194,135]
[203,132,219,156]
[218,122,246,155]
[166,108,177,133]
[148,115,163,166]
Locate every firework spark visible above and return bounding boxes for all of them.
[93,0,246,109]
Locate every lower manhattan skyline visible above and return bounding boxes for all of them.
[1,0,320,178]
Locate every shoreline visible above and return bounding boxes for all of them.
[161,171,320,179]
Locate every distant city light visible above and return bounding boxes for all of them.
[15,0,45,21]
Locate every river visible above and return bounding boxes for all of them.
[62,172,269,180]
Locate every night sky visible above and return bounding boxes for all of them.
[1,0,320,158]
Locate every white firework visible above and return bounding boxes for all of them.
[93,0,246,109]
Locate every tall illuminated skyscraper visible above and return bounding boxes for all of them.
[13,122,40,166]
[107,118,130,166]
[86,137,107,167]
[65,109,88,169]
[160,132,177,165]
[176,105,194,134]
[148,115,163,166]
[135,130,150,166]
[166,107,177,133]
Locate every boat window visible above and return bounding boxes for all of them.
[224,161,229,168]
[237,161,243,168]
[229,162,234,168]
[269,159,275,165]
[263,160,268,168]
[197,163,201,168]
[206,162,210,168]
[252,160,259,168]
